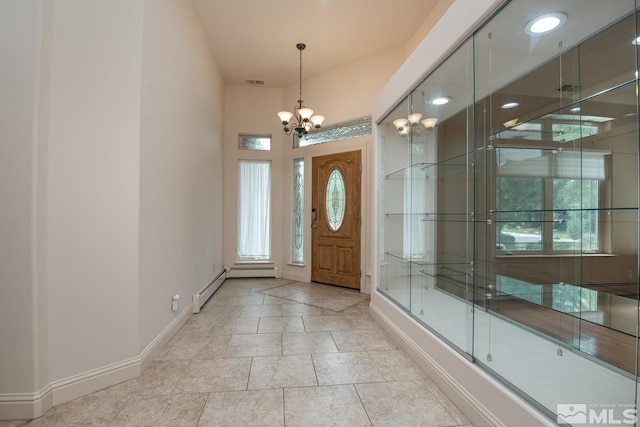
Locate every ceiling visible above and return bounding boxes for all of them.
[191,0,443,88]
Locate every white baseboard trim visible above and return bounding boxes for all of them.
[0,302,193,421]
[369,295,553,427]
[227,266,279,278]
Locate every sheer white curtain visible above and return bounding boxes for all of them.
[238,160,271,260]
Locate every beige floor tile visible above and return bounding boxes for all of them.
[356,380,458,426]
[173,358,251,393]
[344,314,381,330]
[282,331,338,355]
[284,385,371,427]
[209,286,251,298]
[314,296,370,312]
[208,316,259,335]
[109,393,207,427]
[342,302,371,316]
[27,394,129,426]
[263,295,289,305]
[368,350,427,381]
[240,304,282,318]
[258,316,305,333]
[176,318,215,337]
[198,389,284,426]
[425,380,472,425]
[248,355,317,389]
[18,279,472,427]
[263,289,317,305]
[209,294,265,306]
[99,360,190,396]
[164,334,230,360]
[224,333,282,357]
[303,315,351,332]
[197,304,244,318]
[313,352,385,385]
[331,329,398,352]
[281,303,338,317]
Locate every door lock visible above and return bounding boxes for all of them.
[311,224,318,229]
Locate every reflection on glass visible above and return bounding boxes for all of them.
[552,283,598,313]
[552,179,599,251]
[378,0,638,423]
[496,177,543,251]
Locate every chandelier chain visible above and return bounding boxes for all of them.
[299,46,303,105]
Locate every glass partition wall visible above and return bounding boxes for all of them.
[377,0,639,422]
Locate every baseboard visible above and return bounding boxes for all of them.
[0,302,193,421]
[369,296,553,427]
[193,268,228,313]
[280,267,307,283]
[227,265,279,278]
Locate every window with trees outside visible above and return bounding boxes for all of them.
[495,148,607,254]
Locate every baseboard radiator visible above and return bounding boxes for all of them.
[192,266,229,313]
[227,265,279,279]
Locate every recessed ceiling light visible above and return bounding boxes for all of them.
[431,96,452,106]
[570,107,581,113]
[501,102,519,109]
[525,12,567,35]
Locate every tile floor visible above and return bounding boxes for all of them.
[3,278,473,427]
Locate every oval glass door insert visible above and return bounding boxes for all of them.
[326,169,346,230]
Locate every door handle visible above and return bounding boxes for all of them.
[311,224,318,229]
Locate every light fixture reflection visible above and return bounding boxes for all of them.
[421,117,438,129]
[408,113,423,124]
[431,96,452,106]
[503,118,519,129]
[501,102,519,109]
[392,116,438,135]
[525,12,567,35]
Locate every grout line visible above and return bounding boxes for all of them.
[105,395,132,426]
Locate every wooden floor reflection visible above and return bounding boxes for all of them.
[489,297,639,375]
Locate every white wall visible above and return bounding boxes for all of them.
[223,86,285,269]
[0,0,224,420]
[45,0,143,383]
[138,0,224,351]
[0,0,42,398]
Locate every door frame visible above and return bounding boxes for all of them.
[310,150,362,289]
[283,138,372,293]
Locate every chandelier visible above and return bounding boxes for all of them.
[393,114,438,135]
[277,43,325,137]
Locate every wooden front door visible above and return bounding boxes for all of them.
[311,150,361,289]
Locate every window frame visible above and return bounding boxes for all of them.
[237,159,272,261]
[238,134,272,151]
[492,145,610,256]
